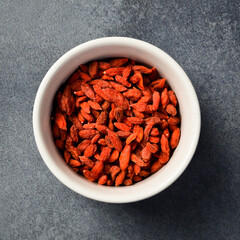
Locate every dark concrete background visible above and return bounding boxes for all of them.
[1,0,239,239]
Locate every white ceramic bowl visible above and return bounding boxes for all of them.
[33,37,201,203]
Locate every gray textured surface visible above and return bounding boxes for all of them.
[1,0,240,239]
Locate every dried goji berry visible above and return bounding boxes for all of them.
[160,134,170,155]
[103,67,124,76]
[170,127,180,149]
[109,150,120,163]
[89,79,112,88]
[107,129,122,151]
[70,125,79,142]
[127,117,144,125]
[116,131,132,138]
[146,142,159,153]
[55,113,67,131]
[81,82,95,100]
[125,133,137,145]
[150,160,163,173]
[115,170,126,186]
[119,145,131,170]
[133,175,142,182]
[141,146,152,162]
[79,64,88,73]
[91,161,104,180]
[150,128,159,136]
[98,175,108,185]
[113,107,124,123]
[79,130,98,139]
[110,166,121,180]
[99,62,111,70]
[115,75,131,87]
[110,81,127,92]
[132,65,152,74]
[123,179,133,186]
[69,159,81,167]
[80,101,91,114]
[158,152,170,164]
[161,88,169,109]
[166,104,177,116]
[88,61,99,78]
[96,111,108,125]
[81,109,94,122]
[77,139,91,152]
[84,144,97,158]
[133,125,143,143]
[122,65,132,79]
[78,70,91,81]
[114,122,131,132]
[100,147,112,161]
[123,88,142,101]
[131,154,149,167]
[79,156,95,168]
[110,58,128,67]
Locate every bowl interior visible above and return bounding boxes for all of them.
[33,38,200,203]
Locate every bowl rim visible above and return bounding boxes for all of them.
[33,37,201,203]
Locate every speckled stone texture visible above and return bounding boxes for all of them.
[1,0,239,239]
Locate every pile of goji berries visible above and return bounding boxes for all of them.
[51,58,181,186]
